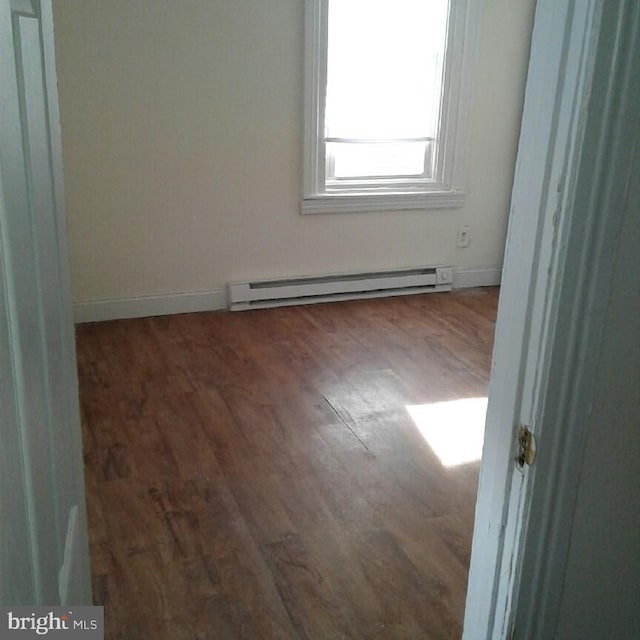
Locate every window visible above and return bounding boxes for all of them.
[302,0,479,214]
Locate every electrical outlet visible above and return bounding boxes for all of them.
[457,226,470,248]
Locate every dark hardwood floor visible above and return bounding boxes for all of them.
[76,287,499,640]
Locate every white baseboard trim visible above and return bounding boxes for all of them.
[73,268,501,323]
[453,267,502,289]
[73,289,227,323]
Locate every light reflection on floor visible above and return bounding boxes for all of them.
[406,397,488,467]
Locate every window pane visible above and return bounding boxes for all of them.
[328,141,430,179]
[326,0,449,141]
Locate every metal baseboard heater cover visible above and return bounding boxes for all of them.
[228,266,453,311]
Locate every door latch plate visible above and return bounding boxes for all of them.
[516,425,536,468]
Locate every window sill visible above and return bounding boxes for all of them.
[300,190,466,214]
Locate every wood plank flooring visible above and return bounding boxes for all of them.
[76,288,499,640]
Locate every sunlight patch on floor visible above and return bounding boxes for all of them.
[406,397,488,467]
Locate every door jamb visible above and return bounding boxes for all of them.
[463,1,603,637]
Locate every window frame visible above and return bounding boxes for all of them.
[302,0,479,214]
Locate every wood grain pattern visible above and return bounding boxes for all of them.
[76,288,499,639]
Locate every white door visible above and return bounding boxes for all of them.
[0,0,90,605]
[464,0,640,637]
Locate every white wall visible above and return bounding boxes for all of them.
[51,0,535,306]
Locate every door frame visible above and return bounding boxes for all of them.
[0,0,90,605]
[464,1,640,637]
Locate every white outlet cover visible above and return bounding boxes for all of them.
[457,227,470,247]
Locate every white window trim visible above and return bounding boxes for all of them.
[302,0,480,214]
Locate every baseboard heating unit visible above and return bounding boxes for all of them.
[228,266,453,311]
